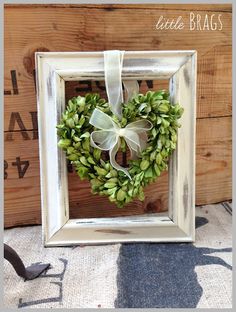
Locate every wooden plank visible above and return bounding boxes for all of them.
[65,80,169,104]
[4,6,232,132]
[4,116,232,227]
[4,4,232,12]
[4,132,41,227]
[68,170,169,219]
[196,117,232,204]
[197,45,232,118]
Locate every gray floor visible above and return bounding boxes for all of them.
[4,203,232,308]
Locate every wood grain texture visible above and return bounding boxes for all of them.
[4,4,232,12]
[4,5,232,227]
[4,117,232,227]
[4,131,41,227]
[4,5,232,130]
[196,117,232,204]
[69,171,169,219]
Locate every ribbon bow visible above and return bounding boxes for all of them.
[90,109,153,179]
[89,50,153,179]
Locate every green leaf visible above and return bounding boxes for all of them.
[80,132,90,139]
[158,103,169,113]
[155,153,162,165]
[162,119,170,128]
[105,169,118,178]
[91,179,103,188]
[87,156,96,165]
[94,166,107,176]
[76,96,86,112]
[128,187,134,197]
[82,139,90,151]
[76,166,89,179]
[68,154,78,161]
[93,149,101,161]
[104,182,117,189]
[137,191,145,201]
[117,188,126,201]
[107,177,118,183]
[73,114,79,123]
[58,139,71,149]
[154,164,161,176]
[67,146,75,154]
[170,141,176,149]
[78,115,85,126]
[150,151,156,162]
[156,117,162,125]
[80,156,89,166]
[66,118,75,128]
[151,127,157,137]
[144,167,153,178]
[106,187,118,195]
[140,160,150,171]
[171,133,177,143]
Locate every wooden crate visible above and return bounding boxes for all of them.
[4,4,232,228]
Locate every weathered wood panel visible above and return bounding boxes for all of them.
[4,117,232,227]
[196,117,232,203]
[4,4,232,227]
[4,5,232,130]
[4,4,233,11]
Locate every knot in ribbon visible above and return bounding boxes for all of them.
[90,108,153,179]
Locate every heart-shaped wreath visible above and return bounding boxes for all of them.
[57,89,183,207]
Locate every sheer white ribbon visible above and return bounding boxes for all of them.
[90,109,152,179]
[89,50,153,179]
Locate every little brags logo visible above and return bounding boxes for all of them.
[155,13,223,31]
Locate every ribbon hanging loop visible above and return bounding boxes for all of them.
[88,50,153,179]
[104,50,124,119]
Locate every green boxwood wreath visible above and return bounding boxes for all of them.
[57,90,184,208]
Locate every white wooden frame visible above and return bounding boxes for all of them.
[36,51,197,246]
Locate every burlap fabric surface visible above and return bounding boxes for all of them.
[4,204,232,308]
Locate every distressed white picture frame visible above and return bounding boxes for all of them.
[36,51,197,246]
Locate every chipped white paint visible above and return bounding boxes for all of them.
[36,51,197,246]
